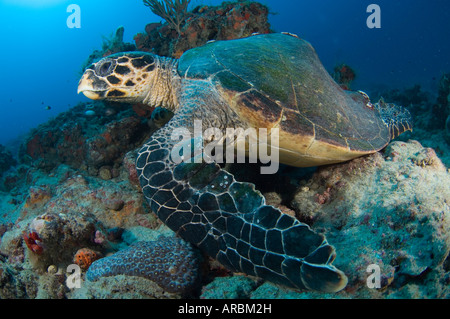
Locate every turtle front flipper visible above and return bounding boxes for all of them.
[136,114,348,293]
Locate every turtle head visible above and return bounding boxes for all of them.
[78,52,178,109]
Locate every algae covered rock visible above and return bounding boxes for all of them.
[291,140,450,298]
[201,275,258,299]
[18,102,150,173]
[135,1,272,58]
[71,275,180,299]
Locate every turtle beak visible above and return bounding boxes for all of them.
[77,70,105,100]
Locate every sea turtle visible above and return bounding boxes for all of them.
[78,33,412,293]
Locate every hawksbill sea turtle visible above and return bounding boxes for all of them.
[78,33,412,293]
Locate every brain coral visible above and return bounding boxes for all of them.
[86,236,201,295]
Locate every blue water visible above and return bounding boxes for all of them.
[1,0,449,147]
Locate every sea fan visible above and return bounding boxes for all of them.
[143,0,192,36]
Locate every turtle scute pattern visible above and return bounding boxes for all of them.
[86,236,201,294]
[136,111,348,293]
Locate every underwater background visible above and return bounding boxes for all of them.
[0,0,449,300]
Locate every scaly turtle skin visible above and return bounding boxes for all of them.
[78,33,412,293]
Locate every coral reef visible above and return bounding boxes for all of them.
[135,1,272,58]
[18,102,151,174]
[72,275,179,299]
[0,163,146,258]
[0,261,39,299]
[86,236,202,295]
[201,275,258,299]
[0,163,162,298]
[22,212,98,267]
[290,140,449,298]
[0,144,16,178]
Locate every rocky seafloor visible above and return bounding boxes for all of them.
[1,1,449,299]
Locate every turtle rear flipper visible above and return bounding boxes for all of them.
[136,110,348,293]
[374,97,413,139]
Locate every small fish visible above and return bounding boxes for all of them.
[45,105,52,110]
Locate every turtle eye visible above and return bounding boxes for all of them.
[96,59,115,77]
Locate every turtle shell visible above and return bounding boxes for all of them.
[177,33,390,167]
